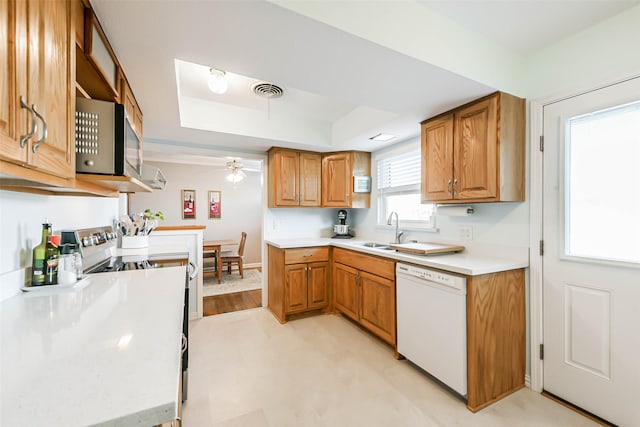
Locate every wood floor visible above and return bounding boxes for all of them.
[203,289,262,316]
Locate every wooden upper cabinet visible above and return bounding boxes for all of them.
[268,148,320,207]
[421,92,525,203]
[268,148,370,208]
[0,0,74,179]
[421,114,454,201]
[119,71,143,139]
[269,148,299,207]
[299,152,321,206]
[0,0,25,164]
[321,152,350,207]
[321,151,371,208]
[83,7,118,98]
[455,96,498,200]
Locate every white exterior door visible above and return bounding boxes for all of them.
[542,77,640,426]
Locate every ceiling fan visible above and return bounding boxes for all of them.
[226,160,247,183]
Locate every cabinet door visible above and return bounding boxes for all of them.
[421,114,454,202]
[454,95,498,200]
[299,152,321,207]
[273,150,299,206]
[284,264,308,313]
[307,261,329,310]
[322,152,351,207]
[359,270,396,345]
[333,262,359,321]
[0,0,28,164]
[26,0,73,178]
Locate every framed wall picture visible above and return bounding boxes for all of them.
[209,191,221,219]
[182,189,196,219]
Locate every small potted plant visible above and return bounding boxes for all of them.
[142,209,164,235]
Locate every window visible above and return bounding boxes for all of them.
[565,100,640,263]
[377,146,435,229]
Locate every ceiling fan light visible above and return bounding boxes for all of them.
[208,68,228,94]
[226,170,246,183]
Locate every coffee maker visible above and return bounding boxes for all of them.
[332,209,354,238]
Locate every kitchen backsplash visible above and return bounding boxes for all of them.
[0,190,122,299]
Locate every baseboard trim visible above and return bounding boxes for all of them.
[525,374,531,388]
[541,391,616,427]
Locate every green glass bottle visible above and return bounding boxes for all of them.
[32,222,52,286]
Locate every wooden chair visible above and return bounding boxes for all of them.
[221,232,247,278]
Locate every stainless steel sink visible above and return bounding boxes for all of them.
[360,242,392,249]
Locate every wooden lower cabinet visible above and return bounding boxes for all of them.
[333,248,396,346]
[268,245,330,323]
[466,268,526,412]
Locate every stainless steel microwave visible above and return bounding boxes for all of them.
[75,98,142,178]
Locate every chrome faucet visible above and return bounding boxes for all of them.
[387,211,404,244]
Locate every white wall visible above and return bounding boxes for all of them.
[350,138,530,256]
[129,161,263,264]
[0,190,121,298]
[265,207,341,239]
[524,4,640,99]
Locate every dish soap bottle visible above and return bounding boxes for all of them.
[32,221,52,286]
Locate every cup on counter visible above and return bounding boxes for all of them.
[58,243,83,284]
[57,254,76,285]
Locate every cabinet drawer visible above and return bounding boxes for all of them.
[333,248,395,280]
[285,247,329,264]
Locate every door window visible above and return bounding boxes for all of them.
[565,100,640,264]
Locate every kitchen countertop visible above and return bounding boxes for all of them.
[0,267,185,427]
[115,244,190,259]
[265,238,528,275]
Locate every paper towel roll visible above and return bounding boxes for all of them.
[436,205,474,216]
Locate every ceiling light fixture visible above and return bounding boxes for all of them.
[208,68,228,94]
[226,160,246,184]
[369,133,396,142]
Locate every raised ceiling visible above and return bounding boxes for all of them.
[90,0,638,164]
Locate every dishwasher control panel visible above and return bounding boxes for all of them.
[396,264,466,288]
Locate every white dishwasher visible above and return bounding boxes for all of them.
[396,263,467,396]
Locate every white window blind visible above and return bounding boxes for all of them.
[377,149,421,192]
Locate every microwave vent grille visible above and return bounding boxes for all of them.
[75,111,100,155]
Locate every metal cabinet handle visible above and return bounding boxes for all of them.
[447,179,452,196]
[31,105,47,153]
[19,96,37,148]
[453,178,458,195]
[303,254,312,257]
[188,262,198,281]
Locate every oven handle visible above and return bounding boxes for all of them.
[188,261,198,281]
[181,333,187,353]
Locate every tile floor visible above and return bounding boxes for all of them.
[183,308,596,427]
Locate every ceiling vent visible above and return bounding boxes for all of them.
[251,82,284,99]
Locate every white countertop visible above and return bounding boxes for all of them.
[0,267,186,427]
[265,238,528,275]
[115,244,190,258]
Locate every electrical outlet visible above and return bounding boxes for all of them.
[459,225,473,241]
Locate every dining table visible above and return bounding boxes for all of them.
[203,239,237,284]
